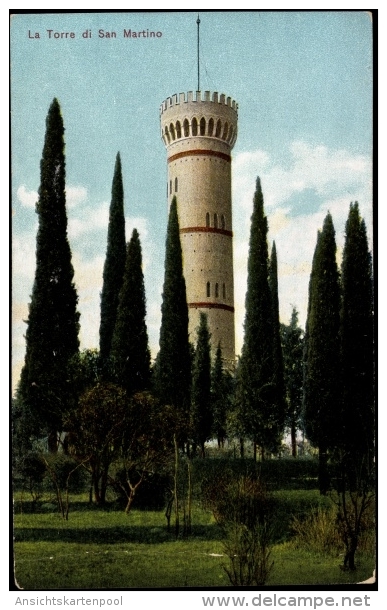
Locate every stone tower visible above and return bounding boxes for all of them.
[160,90,238,366]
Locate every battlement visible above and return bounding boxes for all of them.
[160,91,238,116]
[160,91,238,149]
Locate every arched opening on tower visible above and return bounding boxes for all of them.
[200,117,206,135]
[208,118,214,136]
[215,119,222,138]
[228,125,234,143]
[164,126,170,143]
[170,123,176,140]
[176,121,181,139]
[222,122,229,140]
[183,119,189,137]
[192,117,198,136]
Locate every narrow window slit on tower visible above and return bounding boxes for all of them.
[206,281,210,297]
[215,283,219,298]
[206,212,210,227]
[221,214,225,229]
[175,177,178,192]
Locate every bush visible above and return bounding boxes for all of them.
[203,473,274,585]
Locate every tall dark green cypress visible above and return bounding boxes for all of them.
[340,202,374,465]
[211,342,230,448]
[19,98,80,445]
[154,196,191,426]
[191,313,212,457]
[303,213,341,492]
[99,153,126,366]
[269,241,286,444]
[110,229,151,394]
[237,177,277,458]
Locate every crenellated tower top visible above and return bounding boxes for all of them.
[160,90,238,150]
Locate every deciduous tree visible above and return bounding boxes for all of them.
[280,308,304,457]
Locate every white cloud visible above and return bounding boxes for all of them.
[66,185,88,209]
[17,185,38,208]
[68,201,109,240]
[16,184,88,210]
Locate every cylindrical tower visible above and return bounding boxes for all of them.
[160,90,238,366]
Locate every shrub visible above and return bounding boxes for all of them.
[203,473,274,585]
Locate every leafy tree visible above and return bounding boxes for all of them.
[65,382,128,504]
[303,213,341,493]
[99,152,127,368]
[236,177,278,459]
[153,196,191,436]
[191,313,212,457]
[111,393,175,513]
[280,308,304,457]
[269,242,286,443]
[19,98,80,449]
[340,202,374,467]
[110,229,150,394]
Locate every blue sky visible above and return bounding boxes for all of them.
[11,10,373,393]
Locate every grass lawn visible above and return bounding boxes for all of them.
[13,492,375,589]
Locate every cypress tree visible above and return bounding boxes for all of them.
[191,313,212,457]
[303,213,341,492]
[237,177,277,458]
[99,152,126,366]
[110,229,150,394]
[211,342,229,448]
[340,202,374,466]
[269,241,286,445]
[154,196,191,428]
[19,98,80,447]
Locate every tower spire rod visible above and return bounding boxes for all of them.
[197,13,200,91]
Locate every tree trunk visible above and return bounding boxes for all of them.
[343,536,358,571]
[240,438,244,459]
[318,448,329,495]
[48,430,58,453]
[173,434,180,538]
[291,422,297,458]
